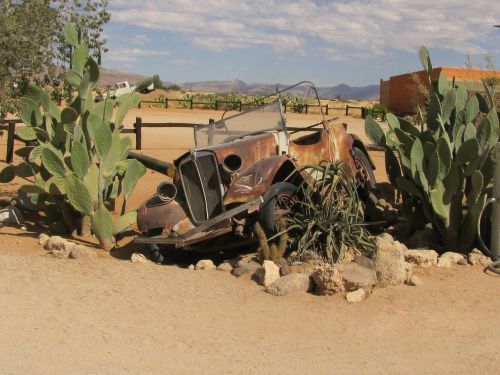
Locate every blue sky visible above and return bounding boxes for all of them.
[102,0,500,87]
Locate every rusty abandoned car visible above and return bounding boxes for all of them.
[135,84,376,259]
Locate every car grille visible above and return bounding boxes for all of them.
[179,152,223,222]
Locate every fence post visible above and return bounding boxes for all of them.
[138,101,142,109]
[345,105,349,116]
[325,104,329,116]
[238,101,242,112]
[190,97,193,110]
[6,121,16,163]
[214,100,218,111]
[134,117,142,150]
[284,101,287,113]
[165,98,168,109]
[305,104,308,114]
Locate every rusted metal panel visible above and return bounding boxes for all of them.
[210,133,278,172]
[223,155,292,204]
[289,129,331,166]
[137,196,192,234]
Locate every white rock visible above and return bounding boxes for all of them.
[254,260,280,287]
[216,262,233,272]
[195,259,215,270]
[440,252,465,264]
[130,253,150,264]
[468,249,492,267]
[38,233,50,247]
[188,264,195,270]
[404,249,438,268]
[346,288,366,303]
[44,236,67,251]
[405,275,423,286]
[373,234,410,286]
[437,257,452,268]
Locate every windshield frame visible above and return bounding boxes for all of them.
[193,100,286,149]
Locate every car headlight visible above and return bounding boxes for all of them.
[157,181,177,202]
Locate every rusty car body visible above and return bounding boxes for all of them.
[135,91,376,254]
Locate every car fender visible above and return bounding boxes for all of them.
[349,134,376,169]
[137,195,195,235]
[223,155,298,205]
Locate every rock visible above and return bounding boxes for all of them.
[231,261,261,277]
[38,233,50,247]
[437,257,452,268]
[0,205,24,225]
[69,245,97,259]
[44,236,67,251]
[195,259,215,270]
[254,260,281,287]
[457,258,469,266]
[130,253,150,264]
[353,255,374,269]
[406,228,437,249]
[440,252,465,264]
[468,249,492,267]
[265,273,312,296]
[188,264,195,270]
[346,288,366,303]
[277,258,291,276]
[342,262,377,291]
[311,264,344,295]
[404,249,438,267]
[373,233,411,286]
[216,262,233,272]
[405,275,423,286]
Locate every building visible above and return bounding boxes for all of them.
[380,67,500,114]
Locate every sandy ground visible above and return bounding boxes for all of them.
[0,108,499,374]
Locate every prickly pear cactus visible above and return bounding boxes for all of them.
[0,24,147,249]
[365,46,499,251]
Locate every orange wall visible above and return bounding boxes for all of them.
[384,67,500,114]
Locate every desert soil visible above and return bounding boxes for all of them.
[0,108,498,374]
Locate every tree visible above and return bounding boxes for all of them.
[152,74,165,90]
[0,0,110,117]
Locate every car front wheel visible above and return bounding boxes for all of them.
[259,182,298,234]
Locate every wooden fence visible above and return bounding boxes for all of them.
[138,98,355,116]
[2,116,332,160]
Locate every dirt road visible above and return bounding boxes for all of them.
[0,108,498,374]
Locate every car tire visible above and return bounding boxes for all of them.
[353,147,376,201]
[259,182,298,234]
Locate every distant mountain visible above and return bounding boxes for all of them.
[180,79,379,100]
[100,71,379,100]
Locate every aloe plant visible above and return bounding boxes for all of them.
[0,24,146,250]
[281,161,375,264]
[365,46,499,251]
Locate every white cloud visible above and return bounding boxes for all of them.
[106,48,170,63]
[109,0,500,59]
